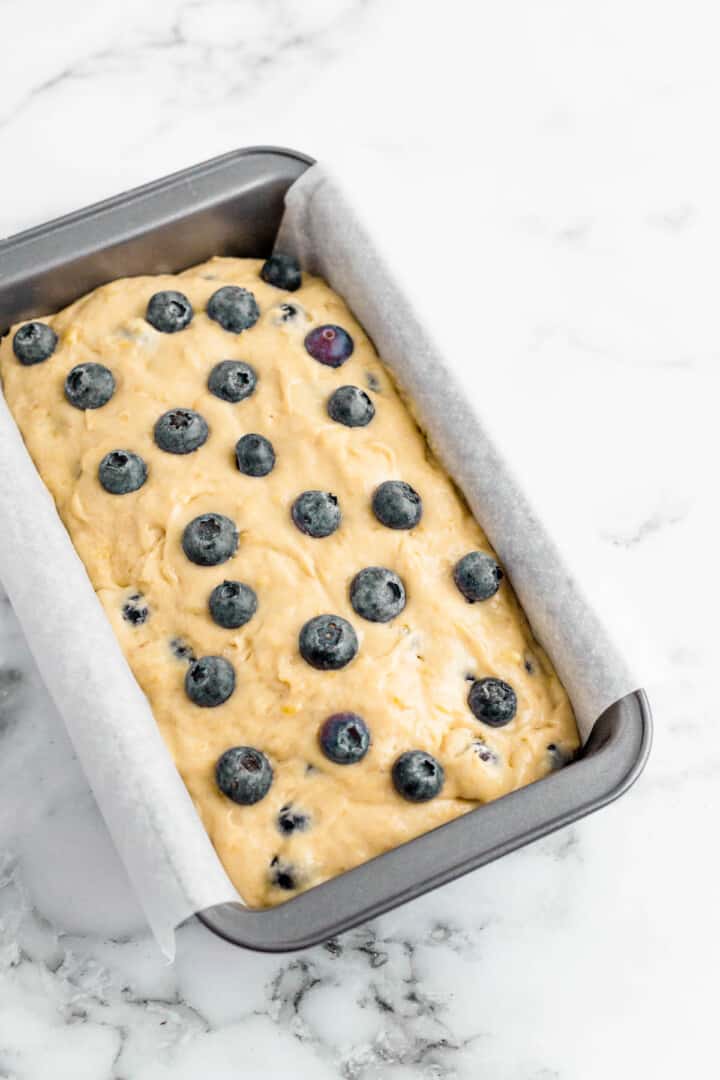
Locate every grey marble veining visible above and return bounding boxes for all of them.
[1,0,718,1076]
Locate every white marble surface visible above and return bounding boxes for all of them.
[0,1,717,1076]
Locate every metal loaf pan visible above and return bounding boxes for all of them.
[0,147,652,952]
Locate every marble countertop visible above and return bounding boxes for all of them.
[0,1,716,1077]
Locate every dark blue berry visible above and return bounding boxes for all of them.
[209,580,257,629]
[319,712,370,764]
[372,481,422,530]
[291,491,341,538]
[146,290,193,333]
[122,593,148,626]
[182,513,238,566]
[98,450,147,494]
[170,638,195,663]
[235,433,275,477]
[304,324,354,367]
[208,360,257,403]
[216,746,272,804]
[277,804,310,834]
[350,567,406,623]
[453,551,503,602]
[327,385,375,427]
[275,301,304,323]
[185,655,236,707]
[392,750,444,802]
[260,253,301,291]
[468,677,517,727]
[13,321,58,365]
[154,408,209,454]
[473,741,500,765]
[299,614,358,670]
[269,856,297,890]
[65,363,115,410]
[207,286,259,333]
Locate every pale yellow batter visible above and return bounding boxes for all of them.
[0,258,579,907]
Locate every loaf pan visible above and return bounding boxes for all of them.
[0,146,652,951]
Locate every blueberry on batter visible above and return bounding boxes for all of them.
[299,615,358,670]
[372,480,422,530]
[468,677,517,727]
[235,433,275,477]
[392,750,444,802]
[154,408,209,454]
[216,746,273,804]
[260,252,301,292]
[327,385,375,428]
[319,712,370,764]
[291,491,341,538]
[208,360,257,403]
[13,321,58,365]
[170,638,195,663]
[304,324,354,367]
[271,301,306,326]
[65,363,115,410]
[122,593,148,626]
[182,513,238,566]
[185,655,236,707]
[269,856,297,890]
[453,551,503,603]
[350,567,406,623]
[473,740,500,765]
[98,450,147,494]
[277,804,310,835]
[146,290,194,333]
[209,580,257,629]
[207,285,259,333]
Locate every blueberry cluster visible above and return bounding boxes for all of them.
[13,254,549,896]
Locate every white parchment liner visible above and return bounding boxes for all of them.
[0,164,640,955]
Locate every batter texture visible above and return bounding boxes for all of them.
[0,258,579,907]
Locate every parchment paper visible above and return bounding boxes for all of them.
[0,164,640,955]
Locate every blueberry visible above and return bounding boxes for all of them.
[260,253,301,291]
[327,385,375,428]
[299,614,358,670]
[453,551,503,603]
[319,712,370,764]
[473,741,500,765]
[350,567,406,623]
[235,433,275,477]
[146,290,194,333]
[372,481,422,530]
[13,321,58,365]
[215,746,272,804]
[185,655,236,707]
[277,804,310,835]
[98,450,147,494]
[547,743,575,770]
[207,286,259,333]
[64,363,115,410]
[122,593,148,626]
[468,677,517,727]
[291,491,341,538]
[154,408,209,454]
[208,360,257,403]
[269,856,297,891]
[271,301,306,325]
[170,638,195,663]
[392,750,444,802]
[182,513,238,566]
[209,580,257,629]
[304,324,354,367]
